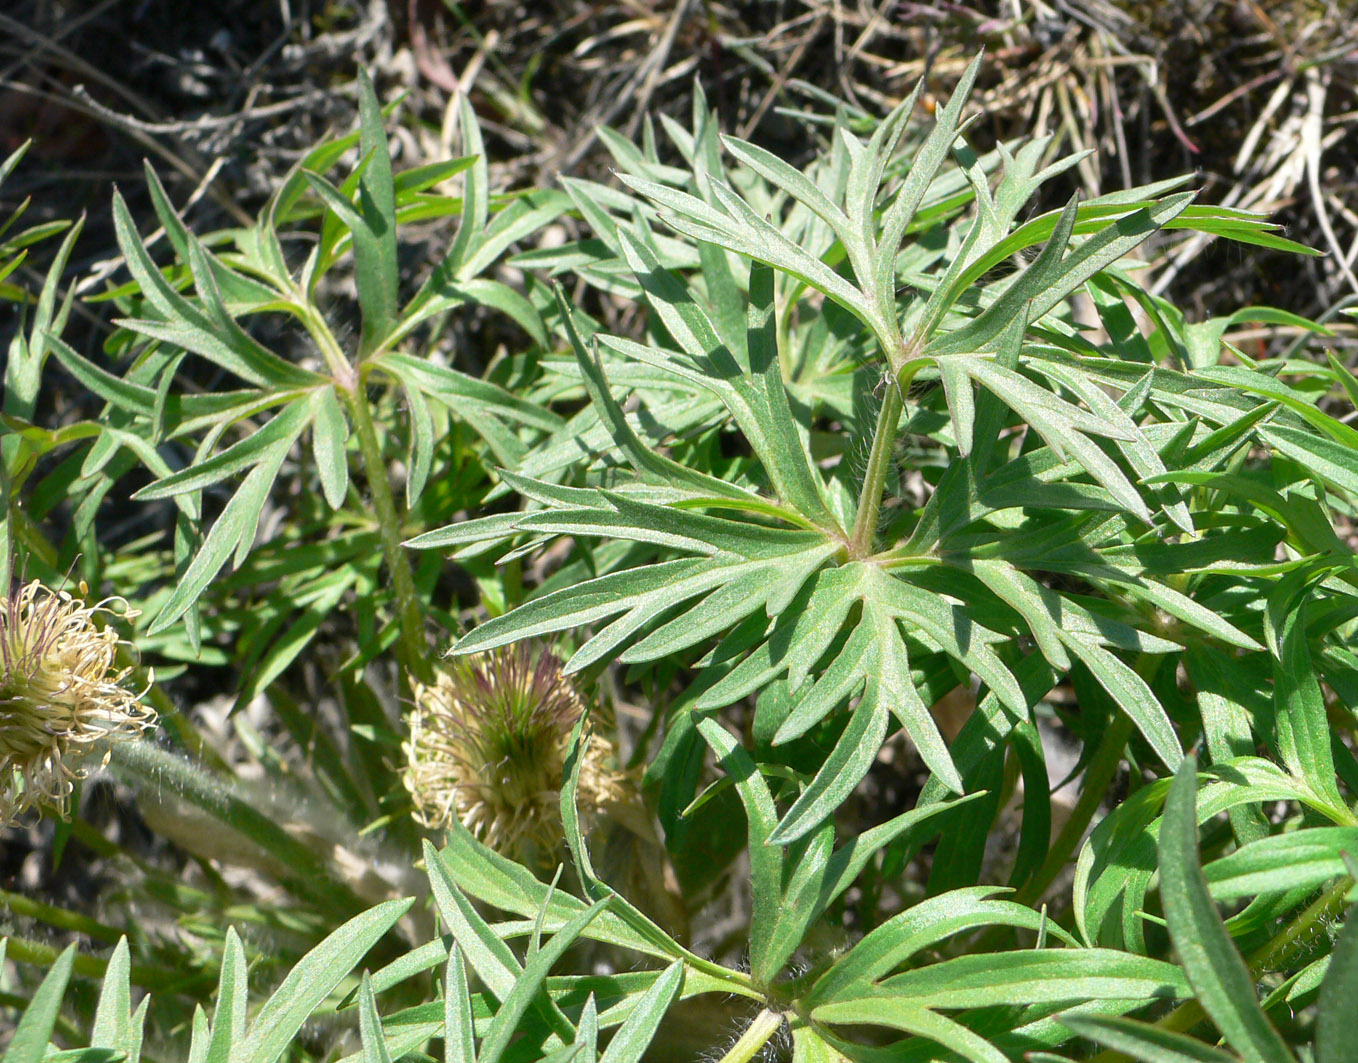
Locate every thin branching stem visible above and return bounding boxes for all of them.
[297,294,358,390]
[848,378,903,559]
[1017,712,1135,908]
[344,375,431,688]
[714,1009,785,1063]
[108,741,370,917]
[1090,875,1354,1063]
[2,934,206,999]
[0,888,122,944]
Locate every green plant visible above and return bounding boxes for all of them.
[3,55,1358,1063]
[1,71,569,1005]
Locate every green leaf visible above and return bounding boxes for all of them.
[1078,758,1329,951]
[443,946,475,1063]
[445,95,487,278]
[554,287,751,502]
[867,949,1187,1008]
[559,723,692,969]
[789,1022,851,1063]
[953,358,1152,524]
[1067,639,1182,772]
[695,717,784,984]
[231,899,413,1063]
[141,163,278,309]
[1262,421,1358,497]
[809,887,1079,1007]
[357,974,394,1063]
[969,559,1179,767]
[460,190,567,280]
[768,673,889,845]
[875,56,982,309]
[4,943,76,1063]
[111,191,315,388]
[574,995,599,1063]
[1185,647,1270,845]
[477,899,608,1063]
[744,261,840,527]
[1204,828,1358,899]
[770,793,990,987]
[46,335,157,418]
[308,385,350,509]
[376,351,562,432]
[928,193,1081,361]
[1159,755,1293,1063]
[455,535,836,676]
[812,998,1007,1063]
[719,136,850,243]
[91,939,143,1063]
[1272,595,1345,813]
[434,823,679,962]
[618,173,877,332]
[206,929,247,1063]
[392,275,549,349]
[132,398,312,501]
[4,215,82,432]
[353,69,399,355]
[608,228,846,518]
[150,442,291,634]
[1060,1014,1241,1063]
[423,838,581,1046]
[423,838,527,1000]
[596,961,684,1063]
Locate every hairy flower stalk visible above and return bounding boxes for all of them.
[403,644,629,860]
[0,578,155,825]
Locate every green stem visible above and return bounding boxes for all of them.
[715,1010,784,1063]
[298,291,427,684]
[3,933,209,996]
[140,681,232,775]
[298,299,357,387]
[1250,875,1352,974]
[108,741,369,917]
[1016,654,1163,907]
[848,379,903,559]
[1016,712,1136,908]
[344,377,430,687]
[0,889,123,944]
[1090,877,1353,1063]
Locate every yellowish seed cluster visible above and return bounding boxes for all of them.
[402,644,627,860]
[0,578,156,825]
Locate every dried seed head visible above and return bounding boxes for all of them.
[402,643,627,859]
[0,578,156,825]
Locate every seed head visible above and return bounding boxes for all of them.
[403,644,627,860]
[0,578,156,825]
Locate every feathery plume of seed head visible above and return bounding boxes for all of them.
[0,577,156,825]
[403,643,626,859]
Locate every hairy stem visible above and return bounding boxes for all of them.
[0,888,122,944]
[1091,876,1353,1063]
[344,376,431,687]
[1250,874,1352,974]
[715,1010,784,1063]
[298,298,357,389]
[848,379,903,559]
[108,741,368,917]
[1,935,207,1000]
